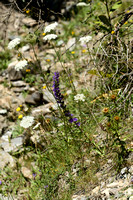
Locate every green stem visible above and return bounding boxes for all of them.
[105,0,112,31]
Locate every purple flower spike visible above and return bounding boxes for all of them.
[0,180,2,185]
[53,72,80,126]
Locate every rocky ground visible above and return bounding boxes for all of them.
[0,1,133,200]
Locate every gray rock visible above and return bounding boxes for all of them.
[21,45,30,53]
[21,167,32,179]
[129,166,133,174]
[31,103,53,117]
[25,91,43,105]
[0,149,16,169]
[66,37,76,51]
[22,18,37,27]
[8,62,23,81]
[0,116,8,135]
[43,89,56,103]
[1,130,12,141]
[12,86,29,93]
[11,80,27,87]
[0,137,23,152]
[121,167,127,175]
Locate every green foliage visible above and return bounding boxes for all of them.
[99,15,111,27]
[12,122,24,138]
[0,50,11,71]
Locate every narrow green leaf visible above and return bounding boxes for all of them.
[99,15,111,27]
[111,1,122,11]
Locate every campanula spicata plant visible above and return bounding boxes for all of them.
[52,72,80,126]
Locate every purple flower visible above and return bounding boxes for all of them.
[69,118,78,123]
[76,122,80,126]
[53,72,80,126]
[0,180,2,185]
[33,173,36,178]
[44,185,48,188]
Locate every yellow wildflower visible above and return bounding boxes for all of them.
[126,10,130,13]
[42,85,46,89]
[111,30,115,34]
[18,114,23,119]
[110,94,116,100]
[26,69,31,72]
[114,116,120,121]
[42,33,46,36]
[26,10,30,14]
[46,59,51,62]
[102,108,109,114]
[16,107,21,112]
[82,49,87,53]
[71,51,75,54]
[71,31,75,35]
[45,119,50,123]
[124,21,128,25]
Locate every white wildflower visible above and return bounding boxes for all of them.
[8,38,21,49]
[20,116,34,128]
[74,94,85,102]
[77,2,89,7]
[33,122,41,130]
[44,22,58,33]
[79,35,92,45]
[14,60,28,71]
[43,34,57,41]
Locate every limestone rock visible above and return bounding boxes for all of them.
[0,137,23,152]
[22,18,37,27]
[25,91,43,105]
[0,116,8,135]
[31,103,53,117]
[8,61,23,81]
[1,130,12,142]
[11,80,27,87]
[0,149,16,169]
[43,89,56,103]
[91,186,100,195]
[66,37,76,51]
[21,167,32,179]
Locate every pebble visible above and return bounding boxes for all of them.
[121,167,128,175]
